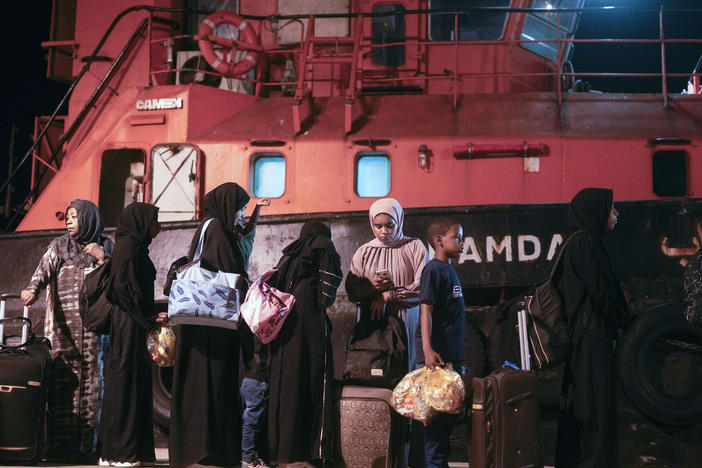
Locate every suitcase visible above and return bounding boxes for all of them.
[339,385,407,468]
[470,301,541,468]
[0,293,51,463]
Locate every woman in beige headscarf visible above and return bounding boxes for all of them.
[346,198,429,371]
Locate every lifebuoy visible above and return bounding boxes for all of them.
[198,11,260,77]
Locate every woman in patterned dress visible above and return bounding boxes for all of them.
[21,199,113,462]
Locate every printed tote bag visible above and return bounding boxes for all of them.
[240,269,295,343]
[168,219,241,329]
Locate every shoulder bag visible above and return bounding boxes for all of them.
[167,219,242,329]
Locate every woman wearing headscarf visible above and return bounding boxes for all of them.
[554,188,630,468]
[346,198,429,371]
[21,199,113,462]
[99,202,160,467]
[169,182,251,468]
[267,221,343,467]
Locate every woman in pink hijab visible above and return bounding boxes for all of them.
[346,198,429,371]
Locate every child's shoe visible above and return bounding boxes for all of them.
[241,461,257,468]
[254,459,270,468]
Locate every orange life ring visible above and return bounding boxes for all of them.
[198,11,260,77]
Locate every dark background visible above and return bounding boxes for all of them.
[0,0,700,228]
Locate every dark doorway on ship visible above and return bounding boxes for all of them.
[99,149,145,227]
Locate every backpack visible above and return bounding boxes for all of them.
[79,260,115,335]
[525,230,584,369]
[343,314,408,388]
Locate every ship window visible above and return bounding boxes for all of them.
[652,150,687,197]
[356,152,390,197]
[429,0,510,41]
[251,153,286,198]
[372,4,406,67]
[520,0,583,61]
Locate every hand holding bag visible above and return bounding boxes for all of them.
[167,219,242,329]
[240,269,295,344]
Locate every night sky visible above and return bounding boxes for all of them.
[0,1,701,226]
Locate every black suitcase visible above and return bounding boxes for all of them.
[339,385,407,468]
[470,301,541,468]
[0,293,51,463]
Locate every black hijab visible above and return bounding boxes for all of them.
[106,203,159,328]
[56,199,111,267]
[68,199,105,245]
[114,203,159,250]
[567,188,613,235]
[203,182,250,232]
[274,221,340,293]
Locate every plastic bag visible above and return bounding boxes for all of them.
[147,325,177,367]
[391,367,434,425]
[423,364,465,414]
[391,364,465,425]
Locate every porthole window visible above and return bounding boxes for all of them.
[250,153,285,198]
[356,152,390,197]
[652,150,687,197]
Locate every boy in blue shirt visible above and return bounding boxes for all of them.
[419,218,466,468]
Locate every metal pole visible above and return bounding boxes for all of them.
[660,7,668,107]
[4,125,16,218]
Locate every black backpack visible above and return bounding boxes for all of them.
[525,230,584,369]
[343,313,408,388]
[79,261,115,335]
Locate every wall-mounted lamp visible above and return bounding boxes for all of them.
[418,144,430,170]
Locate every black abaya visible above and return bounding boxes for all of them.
[100,202,158,463]
[554,188,629,468]
[169,183,249,468]
[268,222,343,464]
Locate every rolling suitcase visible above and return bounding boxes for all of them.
[470,301,541,468]
[339,385,406,468]
[0,293,51,463]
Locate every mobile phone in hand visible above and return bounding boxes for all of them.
[376,269,391,281]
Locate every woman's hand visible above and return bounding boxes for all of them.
[372,275,394,291]
[155,312,169,325]
[256,198,271,206]
[370,291,393,319]
[84,243,105,261]
[20,289,37,306]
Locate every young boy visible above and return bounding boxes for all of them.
[419,218,466,468]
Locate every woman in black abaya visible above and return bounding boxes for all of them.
[554,188,630,468]
[268,221,343,466]
[100,202,160,467]
[169,182,250,468]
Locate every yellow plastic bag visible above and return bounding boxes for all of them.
[146,325,177,367]
[391,364,465,425]
[423,364,465,414]
[391,367,434,425]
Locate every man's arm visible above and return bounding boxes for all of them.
[421,302,444,368]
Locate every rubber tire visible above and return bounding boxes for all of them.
[464,321,488,382]
[152,364,173,432]
[617,301,702,426]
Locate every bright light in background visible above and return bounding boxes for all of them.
[545,2,553,9]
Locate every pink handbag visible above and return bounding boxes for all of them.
[240,269,296,344]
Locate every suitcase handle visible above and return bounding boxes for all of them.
[0,317,35,350]
[0,293,31,345]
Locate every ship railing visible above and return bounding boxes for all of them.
[144,5,702,109]
[0,7,179,231]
